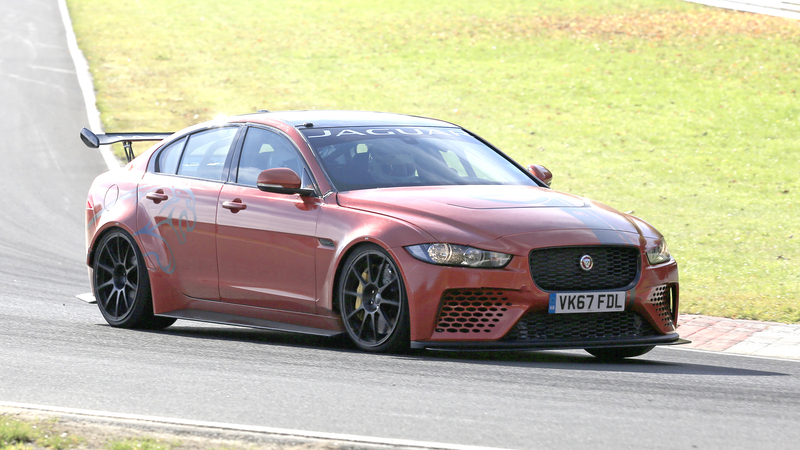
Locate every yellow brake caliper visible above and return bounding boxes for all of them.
[354,268,370,320]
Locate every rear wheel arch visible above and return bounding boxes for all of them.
[87,223,142,269]
[90,227,175,330]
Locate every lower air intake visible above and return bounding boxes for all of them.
[648,284,676,330]
[435,289,513,334]
[504,311,659,342]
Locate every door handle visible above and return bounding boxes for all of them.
[222,199,247,213]
[146,190,169,204]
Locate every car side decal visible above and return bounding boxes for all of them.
[135,185,197,274]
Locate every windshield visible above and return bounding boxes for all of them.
[301,126,537,191]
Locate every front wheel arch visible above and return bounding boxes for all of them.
[336,243,411,353]
[331,239,399,314]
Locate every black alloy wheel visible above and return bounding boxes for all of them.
[339,245,410,352]
[93,229,175,329]
[585,345,655,360]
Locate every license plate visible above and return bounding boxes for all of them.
[548,291,626,314]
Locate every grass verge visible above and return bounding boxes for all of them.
[66,0,799,322]
[1,415,81,450]
[0,410,349,450]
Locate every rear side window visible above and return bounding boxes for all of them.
[155,137,186,174]
[176,127,237,181]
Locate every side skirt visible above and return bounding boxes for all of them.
[158,309,344,337]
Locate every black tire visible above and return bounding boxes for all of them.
[585,345,655,360]
[338,245,410,353]
[92,229,176,330]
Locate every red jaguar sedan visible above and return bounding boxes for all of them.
[80,110,684,358]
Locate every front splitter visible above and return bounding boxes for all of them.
[411,334,689,351]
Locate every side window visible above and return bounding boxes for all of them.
[177,127,237,181]
[155,137,186,174]
[236,127,307,187]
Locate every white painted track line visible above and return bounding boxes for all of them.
[684,0,800,19]
[58,0,120,171]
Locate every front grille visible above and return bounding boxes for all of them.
[529,246,639,291]
[504,311,659,342]
[435,289,513,334]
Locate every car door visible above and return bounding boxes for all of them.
[216,125,321,313]
[138,126,239,301]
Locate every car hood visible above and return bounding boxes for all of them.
[336,185,658,248]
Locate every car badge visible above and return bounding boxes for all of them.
[579,255,594,271]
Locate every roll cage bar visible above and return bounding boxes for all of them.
[80,127,173,163]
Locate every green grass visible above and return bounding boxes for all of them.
[1,415,190,450]
[1,416,80,450]
[0,417,33,449]
[0,412,323,450]
[107,438,174,450]
[66,0,800,322]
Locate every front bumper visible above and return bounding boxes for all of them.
[395,241,681,347]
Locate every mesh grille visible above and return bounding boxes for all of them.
[504,311,659,342]
[435,289,512,334]
[648,285,675,330]
[529,246,639,291]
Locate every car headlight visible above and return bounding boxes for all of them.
[646,239,672,265]
[406,243,512,268]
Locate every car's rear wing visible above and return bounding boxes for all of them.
[80,127,173,163]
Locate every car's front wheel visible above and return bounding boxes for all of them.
[585,345,655,360]
[338,245,410,353]
[92,229,175,329]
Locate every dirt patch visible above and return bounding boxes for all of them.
[539,11,800,39]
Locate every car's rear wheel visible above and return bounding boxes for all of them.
[338,245,410,352]
[585,345,655,360]
[93,229,176,330]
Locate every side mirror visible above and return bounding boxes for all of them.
[257,168,316,196]
[527,164,552,187]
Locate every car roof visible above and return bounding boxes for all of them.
[237,110,459,129]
